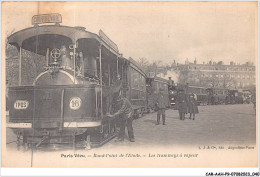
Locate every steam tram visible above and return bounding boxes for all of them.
[7,14,250,150]
[6,14,147,150]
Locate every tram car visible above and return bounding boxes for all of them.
[185,85,208,105]
[171,84,207,106]
[6,13,147,150]
[125,58,147,118]
[206,87,228,105]
[146,75,170,112]
[226,89,251,104]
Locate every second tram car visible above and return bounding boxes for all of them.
[186,85,208,105]
[125,58,147,118]
[146,75,170,112]
[206,87,228,105]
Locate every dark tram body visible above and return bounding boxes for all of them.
[125,58,147,118]
[6,13,167,150]
[6,14,135,149]
[171,84,208,106]
[206,88,228,105]
[226,89,251,104]
[170,84,248,106]
[185,85,208,105]
[146,76,170,112]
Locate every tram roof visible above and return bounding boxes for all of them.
[146,76,168,83]
[154,77,169,83]
[127,57,146,77]
[7,25,120,56]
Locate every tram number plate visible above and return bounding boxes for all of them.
[14,100,29,110]
[69,97,82,110]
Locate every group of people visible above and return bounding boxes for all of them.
[155,88,199,125]
[176,90,199,120]
[106,84,199,143]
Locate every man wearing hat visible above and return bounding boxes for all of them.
[156,88,167,125]
[108,90,135,142]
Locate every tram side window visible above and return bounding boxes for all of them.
[164,83,168,93]
[131,68,138,89]
[83,55,98,78]
[130,67,145,91]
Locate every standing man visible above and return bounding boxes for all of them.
[176,89,187,120]
[156,88,167,125]
[108,90,135,142]
[187,93,199,120]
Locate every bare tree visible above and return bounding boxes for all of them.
[137,57,149,68]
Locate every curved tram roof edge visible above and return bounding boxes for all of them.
[7,25,120,57]
[127,57,147,77]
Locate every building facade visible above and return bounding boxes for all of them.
[176,60,256,89]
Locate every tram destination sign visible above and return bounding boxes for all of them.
[32,13,62,25]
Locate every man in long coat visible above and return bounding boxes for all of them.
[156,88,167,125]
[176,89,187,120]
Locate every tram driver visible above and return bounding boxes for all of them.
[60,45,73,69]
[107,90,135,142]
[77,52,84,75]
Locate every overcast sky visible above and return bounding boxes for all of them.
[3,1,257,65]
